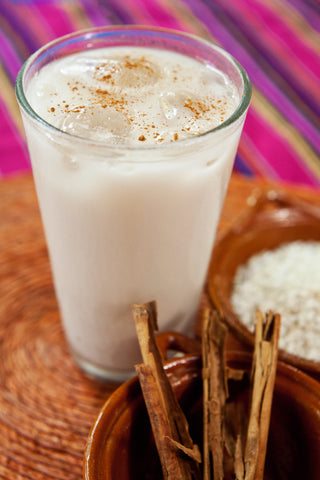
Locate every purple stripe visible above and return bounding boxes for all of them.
[0,3,40,53]
[0,28,22,81]
[233,154,254,177]
[99,0,134,24]
[78,0,113,27]
[288,0,320,33]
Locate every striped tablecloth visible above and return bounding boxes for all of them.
[1,0,319,188]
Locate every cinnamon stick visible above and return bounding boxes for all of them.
[201,308,228,480]
[133,302,279,480]
[202,308,280,480]
[243,310,280,480]
[224,401,246,480]
[133,301,201,480]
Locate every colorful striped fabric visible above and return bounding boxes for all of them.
[0,0,319,187]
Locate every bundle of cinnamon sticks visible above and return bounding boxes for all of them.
[132,301,280,480]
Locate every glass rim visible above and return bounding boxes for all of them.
[15,25,251,152]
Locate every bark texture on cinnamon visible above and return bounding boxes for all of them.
[202,309,228,480]
[242,310,280,480]
[133,301,201,480]
[133,302,279,480]
[201,308,280,480]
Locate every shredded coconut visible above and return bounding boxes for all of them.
[231,241,320,361]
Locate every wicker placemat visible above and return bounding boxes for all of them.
[1,173,319,479]
[0,175,117,479]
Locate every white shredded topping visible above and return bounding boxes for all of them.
[231,241,320,361]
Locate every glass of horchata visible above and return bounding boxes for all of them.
[16,26,251,382]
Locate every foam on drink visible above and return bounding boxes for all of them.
[27,47,239,145]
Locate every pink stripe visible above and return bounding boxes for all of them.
[244,108,320,187]
[0,100,30,176]
[116,0,186,31]
[35,4,77,40]
[140,0,187,30]
[238,131,281,180]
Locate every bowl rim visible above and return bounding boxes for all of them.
[84,350,320,480]
[84,352,200,480]
[208,188,320,380]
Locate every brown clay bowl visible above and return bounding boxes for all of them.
[208,188,320,381]
[84,343,320,480]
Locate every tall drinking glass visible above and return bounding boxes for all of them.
[16,26,251,382]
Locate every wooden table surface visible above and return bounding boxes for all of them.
[1,173,319,479]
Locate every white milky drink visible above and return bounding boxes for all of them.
[16,27,250,381]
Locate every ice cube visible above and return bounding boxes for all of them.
[60,56,103,76]
[159,92,180,121]
[202,65,229,87]
[159,91,199,122]
[60,105,130,142]
[93,57,160,88]
[93,59,122,82]
[160,89,225,137]
[120,58,160,87]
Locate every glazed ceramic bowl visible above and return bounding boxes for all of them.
[208,188,320,381]
[84,346,320,480]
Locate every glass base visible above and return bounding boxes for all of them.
[72,350,136,384]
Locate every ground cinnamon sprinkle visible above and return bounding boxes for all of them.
[183,98,211,118]
[93,88,128,114]
[68,105,85,113]
[42,49,239,144]
[96,89,110,95]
